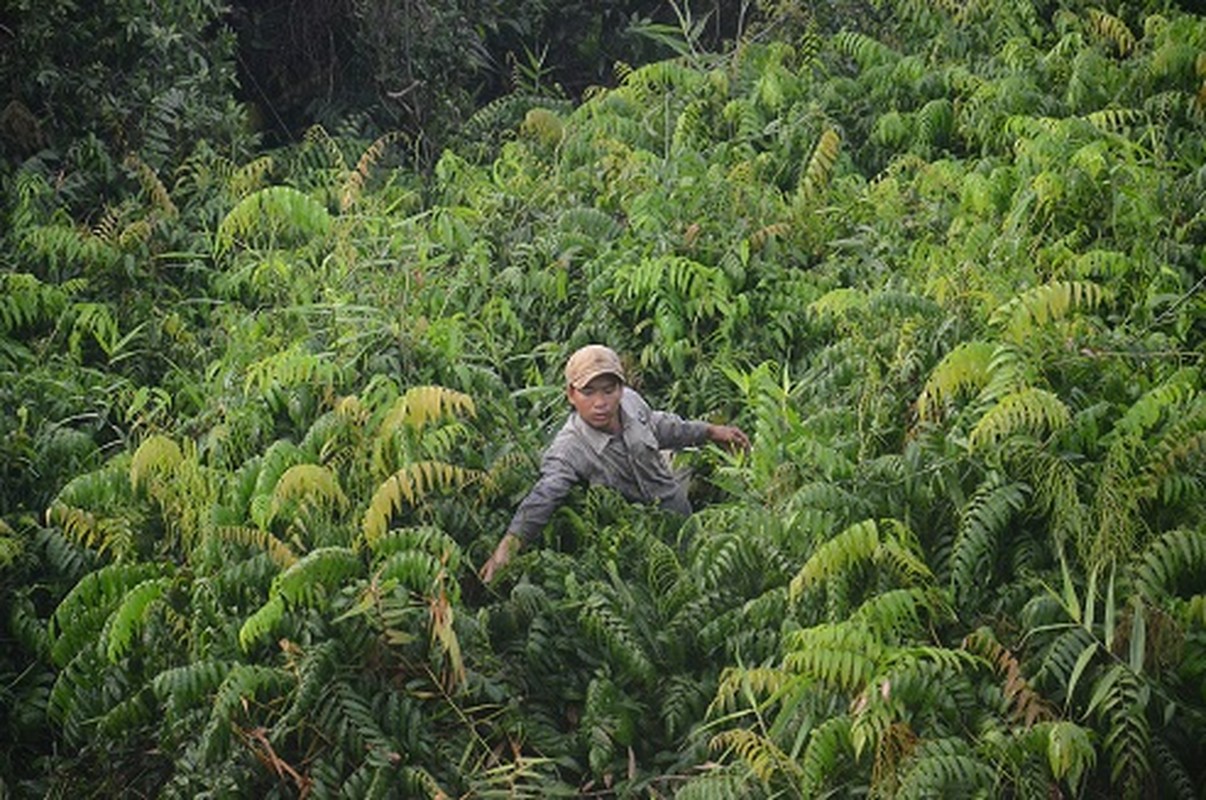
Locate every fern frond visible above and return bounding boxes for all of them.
[1088,9,1136,57]
[376,549,444,596]
[130,434,184,490]
[38,527,97,583]
[7,589,49,660]
[748,221,791,251]
[215,185,332,254]
[645,536,684,611]
[269,463,348,523]
[46,504,136,558]
[853,588,942,640]
[876,520,933,586]
[833,31,898,69]
[340,130,404,212]
[1034,625,1096,698]
[895,738,996,799]
[237,595,285,652]
[783,622,882,691]
[238,547,362,649]
[710,727,799,784]
[0,272,74,333]
[916,341,997,422]
[102,576,172,662]
[19,222,117,273]
[619,59,706,99]
[96,686,154,738]
[579,590,655,684]
[792,519,896,598]
[273,640,337,734]
[243,343,342,395]
[1111,373,1198,439]
[466,755,557,799]
[1085,664,1151,792]
[1044,720,1097,788]
[797,127,841,204]
[378,385,476,435]
[46,647,106,740]
[989,280,1108,343]
[249,438,304,493]
[661,673,708,739]
[93,208,121,245]
[369,525,461,566]
[672,98,711,151]
[969,387,1070,452]
[124,153,178,218]
[272,546,362,608]
[50,561,167,666]
[200,664,293,765]
[1084,107,1146,134]
[1013,445,1084,550]
[674,767,753,800]
[461,91,567,148]
[963,627,1054,726]
[872,109,910,149]
[915,98,954,147]
[799,715,855,797]
[609,255,733,324]
[66,301,120,359]
[1151,733,1196,800]
[711,666,798,714]
[557,205,623,241]
[1133,528,1206,601]
[228,155,275,198]
[950,474,1028,599]
[362,461,478,546]
[808,287,865,320]
[213,525,298,568]
[722,98,763,145]
[152,660,233,717]
[299,407,356,464]
[302,124,348,172]
[1140,403,1206,504]
[330,679,405,768]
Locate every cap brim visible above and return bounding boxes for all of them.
[571,369,624,389]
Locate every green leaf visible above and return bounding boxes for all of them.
[104,576,171,662]
[1065,641,1098,710]
[1104,564,1117,651]
[1047,721,1095,787]
[1128,597,1146,673]
[1084,563,1097,632]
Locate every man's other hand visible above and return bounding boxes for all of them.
[706,424,751,453]
[479,532,522,583]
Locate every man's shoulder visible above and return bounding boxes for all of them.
[549,414,578,443]
[621,386,652,413]
[545,415,593,458]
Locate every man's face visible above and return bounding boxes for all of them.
[567,374,623,432]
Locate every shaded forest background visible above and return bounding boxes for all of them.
[2,0,1205,797]
[1,0,851,176]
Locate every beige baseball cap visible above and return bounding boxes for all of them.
[565,344,625,389]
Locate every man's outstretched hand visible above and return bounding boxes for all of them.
[479,532,522,584]
[706,424,751,453]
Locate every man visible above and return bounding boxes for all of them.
[479,344,750,582]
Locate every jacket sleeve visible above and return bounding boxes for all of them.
[506,448,581,543]
[647,407,710,450]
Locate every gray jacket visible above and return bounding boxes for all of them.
[507,388,710,542]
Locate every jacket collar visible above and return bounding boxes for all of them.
[570,407,624,454]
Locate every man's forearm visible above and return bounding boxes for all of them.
[507,462,577,542]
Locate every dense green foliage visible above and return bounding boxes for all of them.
[2,0,1205,797]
